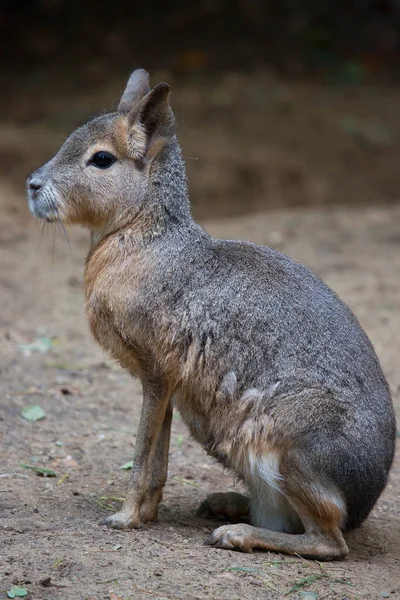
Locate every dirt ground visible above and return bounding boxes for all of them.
[0,72,400,600]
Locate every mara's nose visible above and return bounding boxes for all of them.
[28,177,42,193]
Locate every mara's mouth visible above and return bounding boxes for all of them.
[28,199,60,222]
[27,182,65,223]
[28,193,63,223]
[45,213,60,223]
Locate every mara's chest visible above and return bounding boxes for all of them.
[84,285,140,373]
[84,248,149,375]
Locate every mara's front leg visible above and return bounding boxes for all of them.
[139,404,172,523]
[103,379,171,530]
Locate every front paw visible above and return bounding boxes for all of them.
[101,509,142,530]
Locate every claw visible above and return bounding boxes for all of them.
[101,510,142,530]
[203,532,216,546]
[204,524,254,552]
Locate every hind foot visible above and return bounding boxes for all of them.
[205,523,348,560]
[197,492,250,523]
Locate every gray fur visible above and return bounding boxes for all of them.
[27,69,396,539]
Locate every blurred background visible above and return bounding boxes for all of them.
[2,0,400,220]
[1,5,400,599]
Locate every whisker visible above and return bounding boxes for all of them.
[51,222,56,261]
[40,192,57,261]
[56,207,72,259]
[56,221,66,260]
[36,221,47,252]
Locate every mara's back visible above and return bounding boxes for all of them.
[141,231,391,408]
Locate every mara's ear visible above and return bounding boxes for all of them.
[125,82,175,163]
[118,69,151,115]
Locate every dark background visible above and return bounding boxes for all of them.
[3,0,400,77]
[2,0,400,219]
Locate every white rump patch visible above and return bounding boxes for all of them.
[245,451,303,533]
[248,450,284,492]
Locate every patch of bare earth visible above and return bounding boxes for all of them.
[0,189,399,599]
[0,73,400,599]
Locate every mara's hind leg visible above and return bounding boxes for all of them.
[205,452,349,561]
[205,517,347,560]
[197,492,250,523]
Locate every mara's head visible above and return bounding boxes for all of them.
[27,69,186,233]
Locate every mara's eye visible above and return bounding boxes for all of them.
[88,151,116,169]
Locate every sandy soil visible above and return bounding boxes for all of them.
[0,73,399,600]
